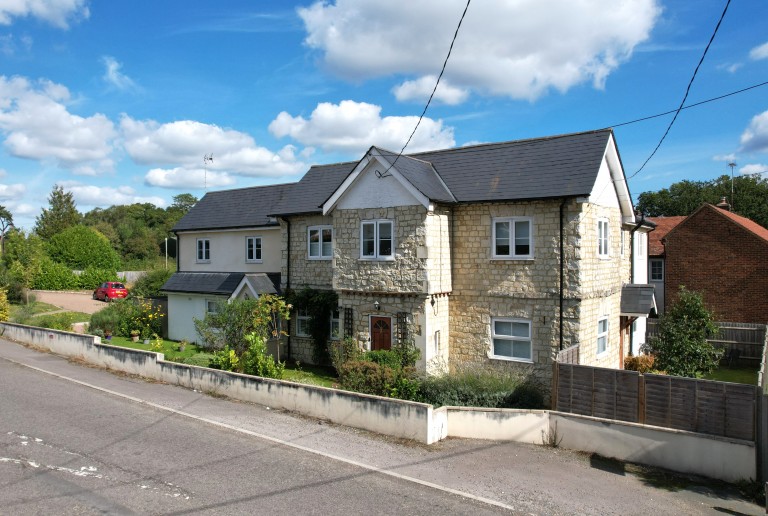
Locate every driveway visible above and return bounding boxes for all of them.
[31,290,107,315]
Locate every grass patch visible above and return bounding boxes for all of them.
[703,365,758,385]
[105,336,201,362]
[9,301,61,322]
[283,362,338,388]
[28,311,91,331]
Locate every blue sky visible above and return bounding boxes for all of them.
[1,0,767,230]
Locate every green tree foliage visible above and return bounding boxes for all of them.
[170,193,197,213]
[0,288,10,321]
[642,287,722,378]
[34,185,81,240]
[130,268,173,298]
[46,225,121,270]
[637,174,768,228]
[2,230,44,302]
[0,205,13,255]
[285,288,337,362]
[194,298,263,354]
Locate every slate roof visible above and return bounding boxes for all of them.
[173,183,296,232]
[162,272,282,296]
[620,284,657,317]
[272,129,614,216]
[371,148,456,203]
[161,272,245,295]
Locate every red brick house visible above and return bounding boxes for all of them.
[659,202,768,324]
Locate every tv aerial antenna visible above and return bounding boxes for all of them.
[203,153,213,191]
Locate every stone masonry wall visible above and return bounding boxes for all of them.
[333,206,428,293]
[282,214,334,291]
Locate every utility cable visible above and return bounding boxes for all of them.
[631,0,732,179]
[379,0,471,175]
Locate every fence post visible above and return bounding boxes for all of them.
[552,360,559,411]
[638,374,646,425]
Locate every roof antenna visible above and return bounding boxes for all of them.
[203,153,214,191]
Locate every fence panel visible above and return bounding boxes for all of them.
[556,363,756,441]
[647,321,766,360]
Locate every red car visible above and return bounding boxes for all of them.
[93,282,128,302]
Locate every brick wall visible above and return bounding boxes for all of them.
[664,206,768,324]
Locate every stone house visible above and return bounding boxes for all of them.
[658,201,768,324]
[163,129,655,382]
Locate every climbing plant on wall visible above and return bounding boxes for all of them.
[285,288,339,364]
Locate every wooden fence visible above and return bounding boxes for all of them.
[556,344,579,365]
[646,321,767,360]
[553,363,757,441]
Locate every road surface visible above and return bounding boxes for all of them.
[31,290,106,315]
[0,340,762,515]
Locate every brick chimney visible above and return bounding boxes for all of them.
[716,196,731,211]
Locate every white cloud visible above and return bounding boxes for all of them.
[740,110,768,153]
[749,41,768,61]
[102,56,137,91]
[716,62,742,74]
[120,116,306,177]
[713,153,737,162]
[392,76,469,105]
[64,184,167,208]
[269,100,455,154]
[0,76,116,171]
[0,0,90,29]
[145,167,236,189]
[0,182,26,199]
[299,0,660,102]
[740,163,768,175]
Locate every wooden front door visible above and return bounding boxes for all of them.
[371,316,391,351]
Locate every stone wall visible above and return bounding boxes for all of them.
[333,206,428,293]
[282,214,334,291]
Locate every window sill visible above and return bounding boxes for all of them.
[488,354,534,364]
[359,257,395,262]
[246,260,263,264]
[196,260,211,264]
[490,256,534,261]
[308,256,332,261]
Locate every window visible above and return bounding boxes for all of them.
[597,316,609,355]
[597,219,609,257]
[206,299,220,314]
[246,236,262,262]
[330,309,340,340]
[296,308,311,337]
[650,259,664,281]
[197,238,210,262]
[492,217,533,259]
[308,226,333,259]
[490,318,532,361]
[361,220,393,259]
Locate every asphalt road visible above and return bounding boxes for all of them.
[0,340,763,515]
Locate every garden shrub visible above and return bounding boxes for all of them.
[77,267,119,290]
[365,350,403,371]
[184,353,216,367]
[415,367,544,409]
[209,333,285,379]
[624,354,656,373]
[329,337,363,373]
[131,298,164,339]
[46,225,121,270]
[33,257,78,290]
[0,289,9,321]
[89,299,141,337]
[31,312,87,331]
[337,360,396,396]
[194,298,261,353]
[130,268,173,298]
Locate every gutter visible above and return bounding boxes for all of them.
[283,217,291,358]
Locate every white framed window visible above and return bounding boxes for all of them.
[197,238,210,262]
[308,226,333,260]
[492,217,533,259]
[296,308,311,337]
[650,259,664,281]
[597,316,609,355]
[361,220,394,260]
[206,299,220,314]
[330,308,340,340]
[246,236,262,263]
[597,219,609,258]
[490,318,532,362]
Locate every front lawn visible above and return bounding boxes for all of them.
[105,336,201,362]
[703,365,758,385]
[283,362,337,388]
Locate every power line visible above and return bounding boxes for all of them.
[630,0,732,179]
[606,80,768,129]
[380,0,471,174]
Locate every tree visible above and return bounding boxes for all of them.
[2,230,44,303]
[46,225,121,270]
[170,193,197,213]
[642,287,722,378]
[637,174,768,228]
[35,185,81,240]
[0,205,13,255]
